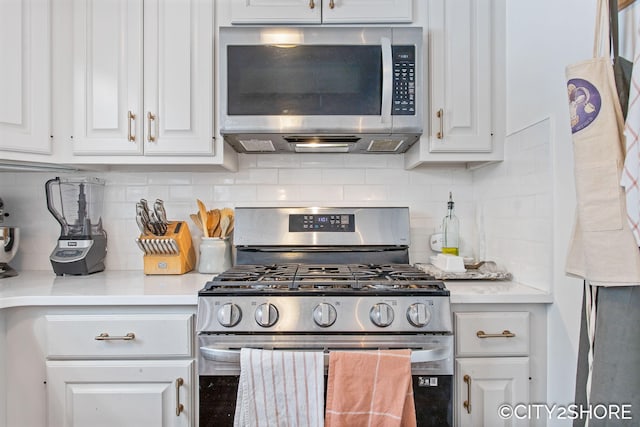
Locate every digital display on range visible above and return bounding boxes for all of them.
[289,214,355,232]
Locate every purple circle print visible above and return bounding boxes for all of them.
[567,78,602,134]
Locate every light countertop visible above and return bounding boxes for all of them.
[0,270,553,309]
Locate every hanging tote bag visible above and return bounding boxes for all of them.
[565,0,640,286]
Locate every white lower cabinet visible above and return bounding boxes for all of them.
[45,312,195,427]
[47,360,193,427]
[455,357,529,427]
[453,308,545,427]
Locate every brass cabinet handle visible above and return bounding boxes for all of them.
[329,0,335,8]
[476,330,516,338]
[127,111,136,142]
[94,332,136,341]
[436,108,444,139]
[463,374,471,413]
[309,0,315,8]
[147,112,157,142]
[175,377,185,416]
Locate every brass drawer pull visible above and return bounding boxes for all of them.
[94,332,136,341]
[463,374,471,413]
[147,111,157,142]
[436,108,444,139]
[476,330,516,338]
[309,0,315,8]
[175,377,184,416]
[127,111,136,142]
[329,0,335,8]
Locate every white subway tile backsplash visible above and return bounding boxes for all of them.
[1,120,553,290]
[213,185,257,202]
[278,168,322,184]
[321,169,366,185]
[472,118,552,291]
[364,168,409,184]
[255,185,300,202]
[343,185,390,201]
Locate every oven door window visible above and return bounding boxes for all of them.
[227,45,382,116]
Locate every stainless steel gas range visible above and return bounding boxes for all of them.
[196,207,453,427]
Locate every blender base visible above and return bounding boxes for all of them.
[0,263,18,279]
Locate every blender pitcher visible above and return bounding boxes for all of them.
[45,177,107,275]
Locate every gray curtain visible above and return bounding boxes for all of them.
[574,285,640,426]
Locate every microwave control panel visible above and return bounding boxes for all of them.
[289,214,355,232]
[392,46,416,116]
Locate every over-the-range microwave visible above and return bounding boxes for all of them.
[219,26,424,154]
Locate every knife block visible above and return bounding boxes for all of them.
[141,221,196,275]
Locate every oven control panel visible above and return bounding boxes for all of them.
[289,214,355,232]
[197,296,452,334]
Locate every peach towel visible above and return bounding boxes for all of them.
[325,350,416,427]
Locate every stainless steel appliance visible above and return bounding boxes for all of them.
[0,197,19,279]
[197,207,453,427]
[45,177,107,275]
[219,27,423,153]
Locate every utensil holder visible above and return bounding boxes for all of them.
[198,237,232,274]
[137,221,196,275]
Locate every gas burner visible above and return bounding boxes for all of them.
[200,263,446,295]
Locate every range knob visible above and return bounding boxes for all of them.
[369,303,394,327]
[407,303,431,327]
[313,303,337,327]
[255,303,279,327]
[217,303,242,327]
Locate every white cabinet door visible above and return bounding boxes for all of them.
[455,357,529,427]
[230,0,410,24]
[231,0,320,24]
[0,0,51,154]
[143,0,213,155]
[47,360,194,427]
[321,0,412,23]
[72,0,213,156]
[72,0,144,155]
[428,0,493,153]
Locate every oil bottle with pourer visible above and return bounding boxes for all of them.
[442,192,459,256]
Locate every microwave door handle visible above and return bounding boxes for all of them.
[380,36,392,125]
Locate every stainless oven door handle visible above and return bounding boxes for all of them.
[200,347,450,366]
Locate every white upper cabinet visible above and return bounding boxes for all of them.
[429,0,492,153]
[405,0,505,167]
[230,0,412,24]
[0,0,51,154]
[72,0,214,156]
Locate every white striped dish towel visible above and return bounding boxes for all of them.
[622,22,640,246]
[234,348,324,427]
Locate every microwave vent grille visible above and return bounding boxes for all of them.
[239,139,276,152]
[367,139,404,152]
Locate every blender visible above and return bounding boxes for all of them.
[0,197,19,278]
[45,177,107,275]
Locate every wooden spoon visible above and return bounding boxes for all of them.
[197,199,208,237]
[189,213,203,233]
[219,215,231,238]
[208,209,221,237]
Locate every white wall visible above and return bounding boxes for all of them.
[507,0,596,423]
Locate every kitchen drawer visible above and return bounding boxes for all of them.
[46,314,193,359]
[455,312,529,357]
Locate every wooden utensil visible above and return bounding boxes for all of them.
[197,199,209,237]
[208,209,221,237]
[189,213,203,233]
[219,215,230,238]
